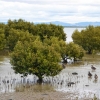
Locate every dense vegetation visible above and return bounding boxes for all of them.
[66,42,84,62]
[0,19,85,83]
[72,25,100,54]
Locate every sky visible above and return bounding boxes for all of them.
[0,0,100,23]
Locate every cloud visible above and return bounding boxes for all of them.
[1,0,100,5]
[0,0,100,23]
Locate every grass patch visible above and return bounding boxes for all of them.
[15,84,54,93]
[30,84,54,92]
[15,84,25,92]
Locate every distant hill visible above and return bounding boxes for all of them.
[1,21,100,27]
[0,22,7,24]
[47,21,72,26]
[75,22,100,27]
[34,21,100,27]
[34,21,72,26]
[49,21,100,27]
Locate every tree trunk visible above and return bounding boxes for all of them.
[37,77,43,84]
[74,57,76,63]
[88,49,92,54]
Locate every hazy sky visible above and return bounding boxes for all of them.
[0,0,100,23]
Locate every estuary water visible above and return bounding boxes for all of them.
[64,27,86,42]
[1,27,100,99]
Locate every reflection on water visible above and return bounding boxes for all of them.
[57,64,100,99]
[0,56,14,75]
[0,55,100,99]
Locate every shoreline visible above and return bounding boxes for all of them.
[0,89,97,100]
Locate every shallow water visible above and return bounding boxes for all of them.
[0,55,100,99]
[56,63,100,99]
